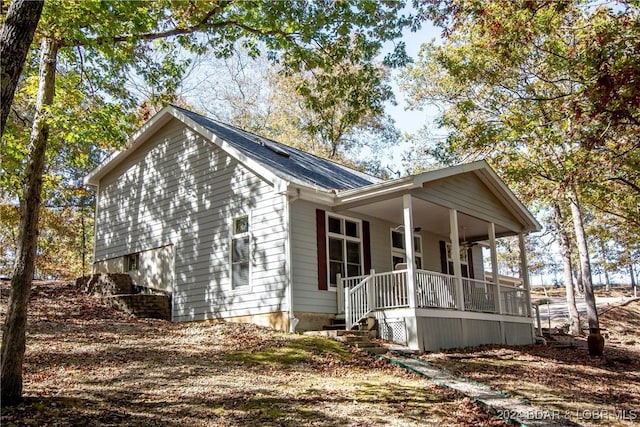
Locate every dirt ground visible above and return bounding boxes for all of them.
[1,281,506,427]
[421,297,640,427]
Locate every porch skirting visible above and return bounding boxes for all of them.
[374,308,535,352]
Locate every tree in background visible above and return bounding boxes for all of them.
[1,0,416,405]
[184,45,400,176]
[401,0,639,351]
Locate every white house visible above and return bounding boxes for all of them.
[85,105,542,352]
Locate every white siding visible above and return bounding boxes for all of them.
[289,201,398,314]
[93,244,175,293]
[290,200,335,313]
[420,231,445,273]
[94,118,287,322]
[420,173,522,231]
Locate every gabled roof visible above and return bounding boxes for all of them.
[336,160,542,233]
[84,105,381,191]
[84,106,541,234]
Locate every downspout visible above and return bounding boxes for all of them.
[284,188,299,332]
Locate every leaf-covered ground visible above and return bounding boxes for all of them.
[421,298,640,427]
[1,281,506,426]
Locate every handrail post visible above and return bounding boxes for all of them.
[344,280,351,329]
[366,269,376,314]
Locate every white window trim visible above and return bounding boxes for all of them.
[230,213,252,291]
[390,229,423,269]
[326,213,363,291]
[126,253,140,272]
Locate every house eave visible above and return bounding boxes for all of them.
[286,185,337,205]
[335,177,416,204]
[334,160,541,235]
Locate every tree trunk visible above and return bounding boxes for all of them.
[1,37,58,406]
[567,189,599,331]
[574,262,584,295]
[0,0,44,135]
[553,203,581,335]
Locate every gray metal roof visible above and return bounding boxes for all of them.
[175,106,382,191]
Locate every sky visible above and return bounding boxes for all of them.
[385,22,443,135]
[373,21,445,173]
[177,16,446,175]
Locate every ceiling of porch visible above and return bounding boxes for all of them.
[338,196,514,243]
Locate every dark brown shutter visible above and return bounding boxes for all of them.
[362,220,371,274]
[316,209,328,290]
[467,247,475,279]
[439,240,448,274]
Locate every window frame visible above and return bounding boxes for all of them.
[326,213,363,291]
[390,229,423,269]
[126,253,140,272]
[230,213,252,290]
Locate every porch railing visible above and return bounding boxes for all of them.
[344,275,372,329]
[463,278,497,313]
[415,270,458,309]
[500,286,528,316]
[343,269,531,329]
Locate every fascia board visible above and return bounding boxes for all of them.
[410,160,487,186]
[336,177,415,203]
[294,186,337,205]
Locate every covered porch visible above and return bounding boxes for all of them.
[339,267,531,329]
[330,162,541,351]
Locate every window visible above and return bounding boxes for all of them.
[327,215,362,288]
[127,253,140,271]
[446,243,469,277]
[231,215,250,288]
[390,230,422,269]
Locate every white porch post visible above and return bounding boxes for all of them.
[488,223,503,315]
[519,233,533,317]
[403,194,417,308]
[449,209,465,311]
[367,269,376,312]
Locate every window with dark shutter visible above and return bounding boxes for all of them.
[439,240,448,274]
[316,209,328,290]
[362,220,371,274]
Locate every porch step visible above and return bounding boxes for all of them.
[321,317,346,330]
[322,322,345,330]
[305,329,368,338]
